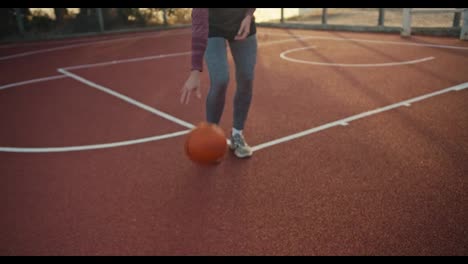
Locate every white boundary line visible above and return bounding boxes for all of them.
[0,130,190,153]
[0,30,190,61]
[3,31,461,90]
[0,37,314,153]
[63,51,192,70]
[257,36,316,47]
[63,37,314,70]
[2,34,467,153]
[0,51,192,90]
[2,30,467,62]
[0,37,313,91]
[58,68,195,129]
[0,35,117,49]
[261,31,468,50]
[0,30,189,49]
[0,75,68,91]
[280,46,435,67]
[251,82,468,152]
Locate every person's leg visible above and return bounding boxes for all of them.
[229,34,257,132]
[205,37,230,125]
[228,34,257,158]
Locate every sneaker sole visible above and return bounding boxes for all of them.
[234,149,253,158]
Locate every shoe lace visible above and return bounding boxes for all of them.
[233,134,246,147]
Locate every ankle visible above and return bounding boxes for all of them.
[232,128,243,136]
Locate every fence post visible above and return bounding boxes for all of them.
[96,8,104,32]
[14,8,25,36]
[322,8,328,25]
[163,9,168,26]
[280,8,284,23]
[461,9,468,40]
[378,8,385,26]
[401,8,412,37]
[452,8,461,27]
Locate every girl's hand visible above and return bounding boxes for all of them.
[235,15,252,41]
[180,70,202,104]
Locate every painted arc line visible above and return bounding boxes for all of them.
[257,36,316,47]
[0,36,321,91]
[2,30,467,62]
[58,68,195,129]
[0,34,442,92]
[280,46,435,67]
[251,82,468,152]
[2,35,466,154]
[64,37,314,70]
[261,31,468,51]
[0,31,313,69]
[0,130,191,153]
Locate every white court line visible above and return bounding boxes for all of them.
[453,83,468,91]
[0,35,117,49]
[3,30,466,62]
[260,31,468,50]
[252,82,468,152]
[0,75,68,90]
[0,29,190,49]
[2,34,466,154]
[280,46,435,67]
[0,33,138,49]
[1,32,452,93]
[0,38,304,153]
[62,38,311,70]
[257,36,315,47]
[58,68,195,129]
[0,36,299,96]
[0,130,190,153]
[0,30,190,61]
[63,51,192,70]
[0,52,191,91]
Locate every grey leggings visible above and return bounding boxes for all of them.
[205,34,257,130]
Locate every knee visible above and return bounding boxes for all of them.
[212,72,230,89]
[237,70,255,82]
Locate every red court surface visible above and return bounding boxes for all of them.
[1,27,467,255]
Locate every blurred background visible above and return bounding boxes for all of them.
[1,8,465,42]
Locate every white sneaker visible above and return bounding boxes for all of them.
[229,133,253,158]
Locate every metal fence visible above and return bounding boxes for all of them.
[1,8,467,43]
[401,8,467,39]
[256,8,467,40]
[1,8,192,43]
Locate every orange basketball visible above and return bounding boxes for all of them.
[185,122,228,165]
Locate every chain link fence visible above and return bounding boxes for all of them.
[1,8,192,43]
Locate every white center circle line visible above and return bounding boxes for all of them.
[280,46,435,67]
